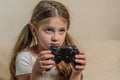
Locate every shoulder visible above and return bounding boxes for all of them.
[16,50,32,59]
[15,50,36,75]
[16,50,36,65]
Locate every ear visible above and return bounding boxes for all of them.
[29,23,36,38]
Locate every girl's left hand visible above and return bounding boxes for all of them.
[72,50,86,75]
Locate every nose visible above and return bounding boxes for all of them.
[51,33,59,42]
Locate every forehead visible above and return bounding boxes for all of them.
[39,17,68,28]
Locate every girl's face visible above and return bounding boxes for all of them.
[35,17,68,51]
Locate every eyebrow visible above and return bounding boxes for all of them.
[44,26,66,29]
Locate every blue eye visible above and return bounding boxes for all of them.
[59,29,65,33]
[46,28,52,31]
[60,29,65,32]
[45,28,53,33]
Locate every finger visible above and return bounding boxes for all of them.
[75,55,86,60]
[40,54,54,60]
[38,51,54,60]
[79,50,85,55]
[75,65,86,70]
[39,60,55,66]
[75,59,86,65]
[38,50,52,56]
[39,60,55,70]
[41,64,54,70]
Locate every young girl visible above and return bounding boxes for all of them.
[9,0,86,80]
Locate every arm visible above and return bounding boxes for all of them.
[15,52,42,80]
[31,50,55,80]
[70,50,86,80]
[70,72,83,80]
[16,74,31,80]
[15,50,55,80]
[16,74,42,80]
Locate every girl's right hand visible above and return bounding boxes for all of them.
[32,50,55,73]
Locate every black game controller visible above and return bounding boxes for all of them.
[48,45,81,68]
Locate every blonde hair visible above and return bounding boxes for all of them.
[9,0,81,80]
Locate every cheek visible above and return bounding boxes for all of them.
[61,35,66,41]
[36,32,50,46]
[38,34,51,43]
[60,34,66,44]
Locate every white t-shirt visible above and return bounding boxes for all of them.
[15,50,58,80]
